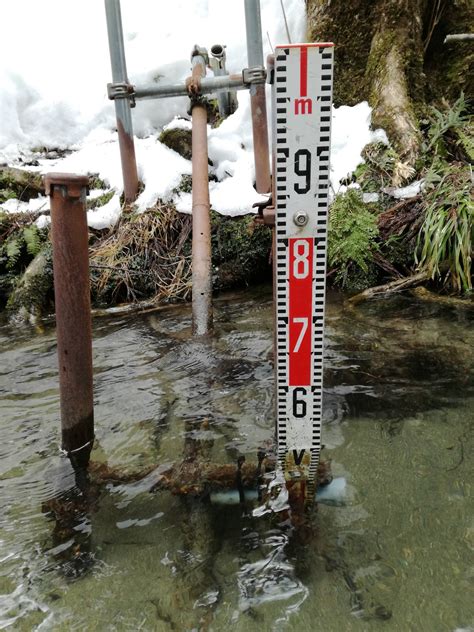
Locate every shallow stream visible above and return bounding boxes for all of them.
[0,287,473,631]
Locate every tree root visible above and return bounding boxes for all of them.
[377,195,423,241]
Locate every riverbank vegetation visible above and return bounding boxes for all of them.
[0,2,472,321]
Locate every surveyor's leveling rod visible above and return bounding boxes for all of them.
[273,44,334,501]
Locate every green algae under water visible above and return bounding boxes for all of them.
[0,287,473,631]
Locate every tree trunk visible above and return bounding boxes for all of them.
[366,0,427,165]
[307,0,470,165]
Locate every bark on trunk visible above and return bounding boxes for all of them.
[307,0,468,165]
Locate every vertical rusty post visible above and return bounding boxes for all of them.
[244,0,271,194]
[191,104,213,336]
[44,173,94,471]
[104,0,139,202]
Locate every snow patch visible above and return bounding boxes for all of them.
[382,180,424,199]
[0,1,387,227]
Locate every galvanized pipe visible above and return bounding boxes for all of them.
[104,0,139,202]
[45,173,94,471]
[210,44,231,117]
[191,105,213,336]
[135,74,247,100]
[244,0,271,193]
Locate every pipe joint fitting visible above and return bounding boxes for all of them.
[107,81,136,107]
[242,65,267,86]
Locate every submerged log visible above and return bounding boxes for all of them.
[347,270,429,306]
[410,286,474,309]
[43,457,333,537]
[85,457,333,496]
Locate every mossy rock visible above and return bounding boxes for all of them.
[210,212,272,290]
[6,245,54,323]
[0,168,44,202]
[159,128,192,160]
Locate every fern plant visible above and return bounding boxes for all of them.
[1,224,44,270]
[23,225,42,256]
[328,189,379,287]
[5,238,22,269]
[416,161,473,292]
[424,93,473,161]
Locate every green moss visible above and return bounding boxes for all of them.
[6,245,54,321]
[0,188,18,203]
[0,169,43,202]
[89,175,108,190]
[210,212,272,290]
[328,189,380,289]
[174,175,193,195]
[159,128,192,160]
[86,190,115,211]
[307,0,374,106]
[424,0,474,103]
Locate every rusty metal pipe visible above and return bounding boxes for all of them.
[104,0,139,202]
[45,173,94,471]
[244,0,271,193]
[251,85,271,193]
[191,104,213,336]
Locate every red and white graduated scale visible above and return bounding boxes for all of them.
[272,43,334,500]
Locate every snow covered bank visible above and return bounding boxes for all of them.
[0,0,386,228]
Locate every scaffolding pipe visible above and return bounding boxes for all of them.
[190,59,213,336]
[244,0,271,193]
[104,0,139,202]
[210,44,231,117]
[45,173,94,472]
[134,74,247,100]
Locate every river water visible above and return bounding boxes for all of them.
[0,287,473,631]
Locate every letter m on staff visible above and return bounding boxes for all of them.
[294,98,312,115]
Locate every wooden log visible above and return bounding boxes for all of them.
[347,270,429,306]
